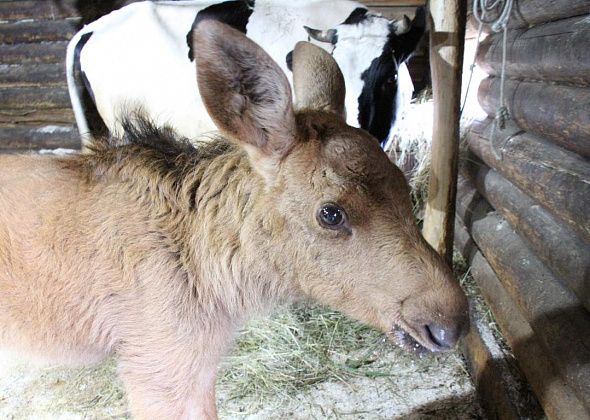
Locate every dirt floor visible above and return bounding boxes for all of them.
[0,307,484,420]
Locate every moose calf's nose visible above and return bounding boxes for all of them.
[426,323,465,350]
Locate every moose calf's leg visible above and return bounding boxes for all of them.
[118,342,220,419]
[119,358,217,420]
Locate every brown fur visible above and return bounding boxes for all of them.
[0,21,468,419]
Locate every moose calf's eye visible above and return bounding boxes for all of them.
[318,204,347,229]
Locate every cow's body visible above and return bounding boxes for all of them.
[3,22,466,419]
[67,0,424,148]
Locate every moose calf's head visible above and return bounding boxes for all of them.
[194,20,469,353]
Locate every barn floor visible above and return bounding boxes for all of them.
[0,305,484,420]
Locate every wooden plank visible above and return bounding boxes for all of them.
[477,15,590,86]
[507,0,590,29]
[0,1,78,20]
[455,165,491,228]
[0,42,68,65]
[422,0,466,263]
[0,18,79,44]
[455,219,590,420]
[470,212,590,408]
[469,166,590,311]
[0,63,66,86]
[460,304,543,419]
[0,108,75,125]
[455,216,544,420]
[0,86,71,109]
[369,6,421,19]
[465,119,590,243]
[364,0,426,6]
[478,77,590,158]
[0,124,80,150]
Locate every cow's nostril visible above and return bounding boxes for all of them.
[425,324,456,349]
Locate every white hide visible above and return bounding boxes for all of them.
[67,0,414,142]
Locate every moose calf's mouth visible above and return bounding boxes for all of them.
[387,324,453,357]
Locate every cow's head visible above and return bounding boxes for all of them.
[305,7,426,147]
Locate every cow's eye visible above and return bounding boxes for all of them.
[317,203,347,229]
[385,75,397,85]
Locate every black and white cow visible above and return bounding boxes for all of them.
[66,0,425,148]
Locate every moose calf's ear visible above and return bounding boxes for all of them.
[292,42,346,120]
[192,20,296,181]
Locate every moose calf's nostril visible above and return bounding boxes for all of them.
[426,324,457,349]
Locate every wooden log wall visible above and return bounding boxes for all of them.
[0,0,82,152]
[459,0,590,417]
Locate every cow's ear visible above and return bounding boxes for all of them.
[304,26,338,44]
[192,20,296,182]
[395,7,426,62]
[292,42,346,120]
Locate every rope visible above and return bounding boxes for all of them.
[463,0,514,160]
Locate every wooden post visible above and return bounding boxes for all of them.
[422,0,466,263]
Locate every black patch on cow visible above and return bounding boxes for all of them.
[186,0,255,61]
[285,50,293,71]
[74,31,109,138]
[342,7,369,25]
[356,7,426,146]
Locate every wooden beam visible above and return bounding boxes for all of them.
[506,0,590,29]
[0,19,79,44]
[466,119,590,243]
[478,77,590,158]
[422,0,466,263]
[477,15,590,87]
[467,165,590,311]
[0,108,75,125]
[0,86,71,109]
[470,212,590,407]
[0,1,78,20]
[455,219,590,420]
[0,63,66,87]
[0,124,80,150]
[0,42,69,65]
[364,0,426,6]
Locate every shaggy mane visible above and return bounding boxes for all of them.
[70,116,233,180]
[63,116,237,215]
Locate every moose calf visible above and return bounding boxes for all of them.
[0,21,468,419]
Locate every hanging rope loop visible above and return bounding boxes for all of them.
[472,0,514,33]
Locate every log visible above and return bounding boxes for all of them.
[0,1,78,20]
[456,217,544,419]
[466,119,590,243]
[0,86,71,109]
[456,167,492,228]
[364,0,427,6]
[478,77,590,158]
[455,220,590,420]
[0,63,67,87]
[367,6,423,20]
[0,124,80,150]
[468,166,590,311]
[460,305,543,419]
[0,108,75,125]
[422,0,466,263]
[0,42,69,65]
[477,15,590,86]
[470,212,590,408]
[506,0,590,29]
[0,19,79,44]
